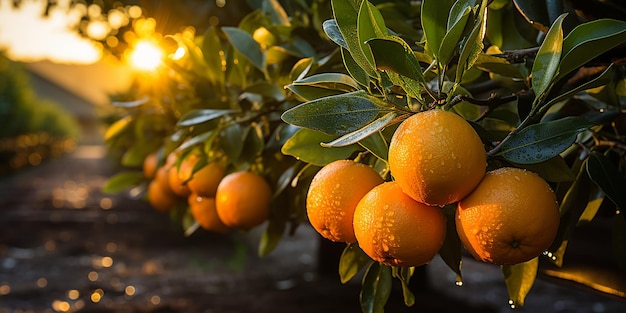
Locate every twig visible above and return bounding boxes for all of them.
[595,140,626,151]
[494,47,541,64]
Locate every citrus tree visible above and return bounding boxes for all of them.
[104,0,626,311]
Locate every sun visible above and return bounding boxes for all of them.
[128,40,164,71]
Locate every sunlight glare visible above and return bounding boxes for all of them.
[129,40,164,71]
[0,0,101,64]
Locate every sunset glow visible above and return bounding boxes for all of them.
[128,40,164,71]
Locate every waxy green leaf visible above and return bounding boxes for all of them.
[281,91,388,135]
[502,257,538,308]
[222,26,266,73]
[531,13,566,101]
[360,263,392,313]
[557,19,626,81]
[177,109,237,127]
[322,111,396,147]
[586,152,626,211]
[339,243,372,284]
[281,128,360,166]
[499,116,594,164]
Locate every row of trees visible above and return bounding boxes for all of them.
[103,0,626,311]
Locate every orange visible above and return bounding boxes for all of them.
[188,162,225,197]
[147,166,179,212]
[188,194,230,234]
[353,181,446,267]
[388,109,486,206]
[143,152,159,179]
[306,160,384,243]
[167,154,197,197]
[456,167,560,265]
[215,171,272,230]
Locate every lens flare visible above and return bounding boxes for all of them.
[129,40,164,71]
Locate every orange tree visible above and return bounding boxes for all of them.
[104,0,626,311]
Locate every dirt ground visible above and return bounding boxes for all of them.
[1,137,626,312]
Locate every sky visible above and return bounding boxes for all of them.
[0,0,102,64]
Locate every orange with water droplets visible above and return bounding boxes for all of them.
[306,160,384,243]
[456,167,560,265]
[353,181,446,267]
[388,109,486,206]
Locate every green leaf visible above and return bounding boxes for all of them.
[359,131,389,161]
[366,37,426,84]
[262,0,291,26]
[222,26,266,73]
[177,109,236,127]
[322,112,396,148]
[290,73,360,92]
[392,267,415,307]
[474,54,524,79]
[258,217,286,257]
[512,0,550,33]
[339,243,372,284]
[281,91,388,135]
[546,64,614,107]
[548,160,592,263]
[421,0,453,59]
[501,257,538,308]
[557,19,626,82]
[586,152,626,211]
[331,0,377,77]
[175,131,215,153]
[577,190,604,226]
[531,13,566,101]
[287,85,346,102]
[360,262,392,313]
[498,116,594,164]
[201,27,225,87]
[219,124,244,162]
[456,0,488,82]
[342,47,370,88]
[281,128,360,166]
[240,124,265,165]
[105,116,133,141]
[439,205,463,285]
[357,0,388,70]
[102,171,144,194]
[439,4,472,66]
[513,155,575,182]
[323,19,348,50]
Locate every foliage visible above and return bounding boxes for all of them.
[104,0,626,311]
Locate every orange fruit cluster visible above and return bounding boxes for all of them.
[143,152,272,233]
[306,109,560,267]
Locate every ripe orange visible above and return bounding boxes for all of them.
[188,162,225,197]
[167,154,197,197]
[456,167,560,265]
[147,166,179,212]
[143,152,159,179]
[215,171,272,230]
[188,194,230,234]
[353,181,446,267]
[306,160,384,243]
[388,109,486,206]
